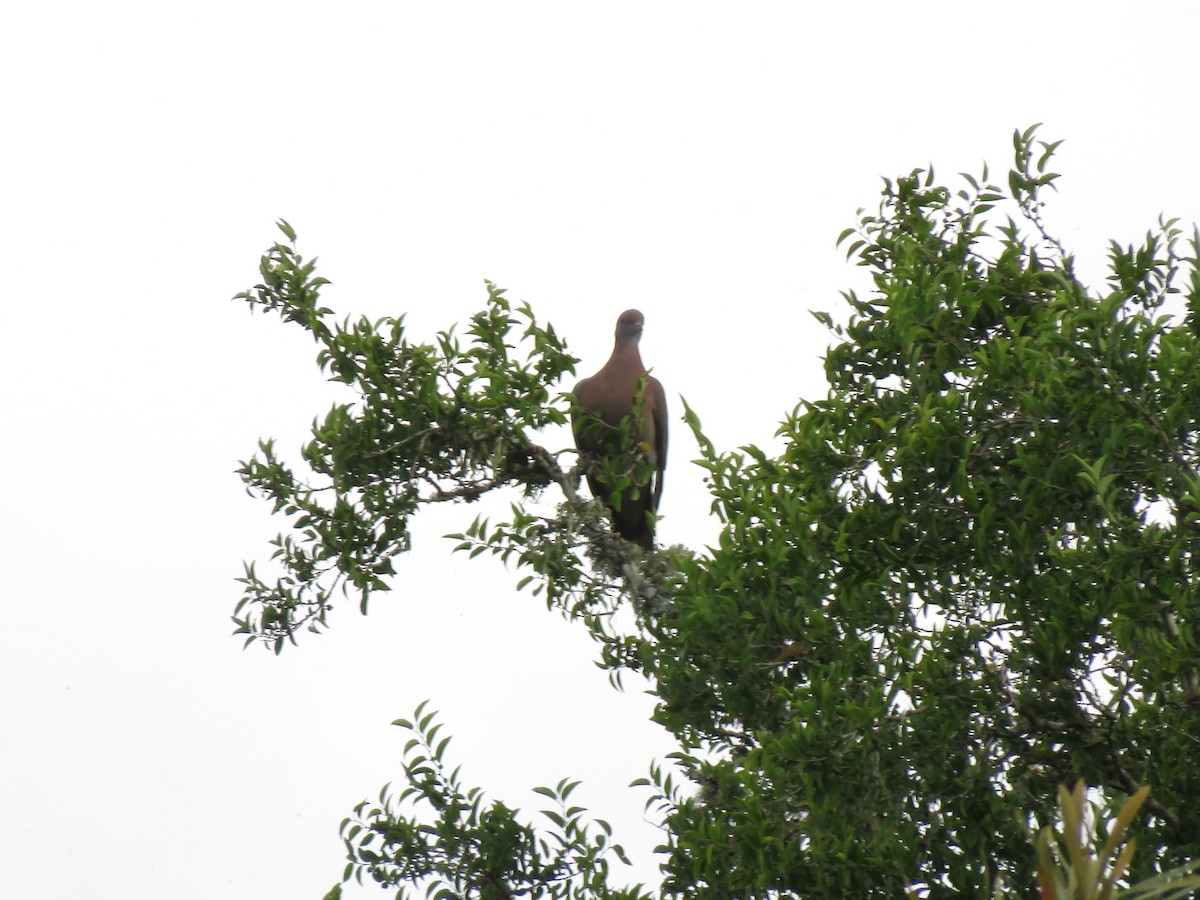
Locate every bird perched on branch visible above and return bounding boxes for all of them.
[572,309,667,550]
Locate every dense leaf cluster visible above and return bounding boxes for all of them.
[640,127,1200,896]
[235,128,1200,897]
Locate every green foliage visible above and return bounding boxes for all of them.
[335,702,651,900]
[637,126,1200,896]
[235,128,1200,897]
[233,224,677,661]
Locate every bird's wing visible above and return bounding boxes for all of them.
[570,378,593,445]
[649,375,668,510]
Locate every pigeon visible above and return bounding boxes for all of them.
[572,309,667,549]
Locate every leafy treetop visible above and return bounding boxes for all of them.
[236,126,1200,898]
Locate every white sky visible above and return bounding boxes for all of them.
[4,3,1200,897]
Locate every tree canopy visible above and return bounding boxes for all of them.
[234,128,1200,898]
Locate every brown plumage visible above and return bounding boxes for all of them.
[572,309,667,550]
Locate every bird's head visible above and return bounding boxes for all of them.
[615,309,645,344]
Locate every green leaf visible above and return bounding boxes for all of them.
[276,218,297,242]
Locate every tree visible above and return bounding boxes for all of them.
[234,127,1200,898]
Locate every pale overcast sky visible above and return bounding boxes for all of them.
[4,3,1200,898]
